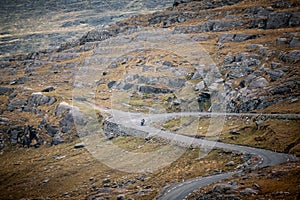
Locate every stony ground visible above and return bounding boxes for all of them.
[188,161,300,200]
[0,0,299,199]
[0,0,174,60]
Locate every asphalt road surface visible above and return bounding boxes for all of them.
[87,104,299,200]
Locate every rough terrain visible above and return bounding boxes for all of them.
[0,0,299,199]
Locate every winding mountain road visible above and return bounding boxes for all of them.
[85,103,299,200]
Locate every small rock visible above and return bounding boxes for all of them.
[195,81,205,91]
[266,12,291,29]
[28,92,51,106]
[0,117,9,122]
[271,62,281,69]
[289,37,300,47]
[255,120,264,127]
[248,77,268,89]
[230,130,240,135]
[0,86,13,95]
[246,44,263,49]
[102,71,108,76]
[225,161,235,166]
[42,86,55,92]
[51,134,64,145]
[219,34,257,43]
[279,50,300,63]
[74,142,85,149]
[240,188,257,195]
[111,182,118,188]
[47,97,57,106]
[54,155,66,160]
[253,183,260,190]
[107,81,116,89]
[144,185,152,189]
[117,195,125,200]
[102,178,111,184]
[290,98,298,103]
[276,38,289,45]
[45,125,59,137]
[42,179,49,183]
[265,68,285,81]
[108,63,118,69]
[213,183,237,194]
[192,34,209,41]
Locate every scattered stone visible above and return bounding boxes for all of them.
[162,61,175,68]
[192,34,209,41]
[55,102,86,133]
[51,134,64,145]
[13,76,30,85]
[248,77,268,89]
[28,92,51,106]
[276,37,289,45]
[80,29,118,44]
[219,34,257,42]
[139,85,172,94]
[279,50,300,63]
[108,63,118,69]
[49,52,79,62]
[0,117,9,123]
[225,161,235,166]
[102,71,108,76]
[55,102,73,116]
[195,81,205,91]
[0,86,13,95]
[266,12,292,29]
[42,86,55,92]
[290,98,298,103]
[289,37,300,47]
[289,13,300,27]
[230,130,240,135]
[255,120,264,127]
[224,55,235,64]
[47,97,57,106]
[107,81,116,89]
[246,44,263,49]
[54,155,66,160]
[117,195,125,200]
[174,20,243,34]
[42,179,49,183]
[213,183,237,194]
[45,125,59,137]
[271,62,281,69]
[253,183,260,190]
[74,142,85,149]
[240,188,257,195]
[103,178,111,184]
[265,68,285,81]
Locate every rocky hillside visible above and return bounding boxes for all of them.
[0,0,174,60]
[1,0,299,150]
[0,0,299,199]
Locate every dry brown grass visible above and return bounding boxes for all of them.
[159,116,300,155]
[0,137,243,200]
